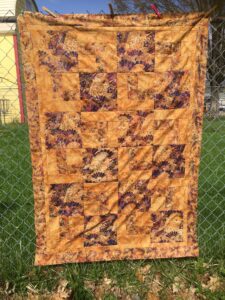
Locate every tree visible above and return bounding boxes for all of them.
[112,0,225,116]
[113,0,225,13]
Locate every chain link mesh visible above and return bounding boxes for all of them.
[0,12,224,273]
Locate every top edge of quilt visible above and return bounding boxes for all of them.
[17,11,209,28]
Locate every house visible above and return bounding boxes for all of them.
[0,0,38,124]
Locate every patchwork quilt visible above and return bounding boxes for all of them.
[18,12,209,266]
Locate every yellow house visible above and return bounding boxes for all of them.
[0,0,38,124]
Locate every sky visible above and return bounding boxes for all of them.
[35,0,110,14]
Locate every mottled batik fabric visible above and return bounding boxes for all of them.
[18,12,209,266]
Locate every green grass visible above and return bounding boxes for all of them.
[0,118,224,298]
[198,117,225,257]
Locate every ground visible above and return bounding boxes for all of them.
[0,118,224,299]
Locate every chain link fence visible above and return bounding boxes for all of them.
[0,11,224,276]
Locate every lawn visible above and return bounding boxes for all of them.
[0,118,224,299]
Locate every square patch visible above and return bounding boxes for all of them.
[117,31,155,72]
[83,148,118,183]
[153,118,191,145]
[81,121,108,148]
[109,111,154,147]
[151,186,188,211]
[80,73,117,111]
[46,148,83,184]
[45,112,82,149]
[49,183,84,218]
[151,210,184,243]
[152,144,185,178]
[78,31,117,72]
[126,212,151,235]
[118,174,151,213]
[38,30,78,72]
[155,30,195,72]
[51,73,80,101]
[154,71,190,109]
[118,146,152,176]
[84,182,118,215]
[84,214,117,247]
[117,73,155,111]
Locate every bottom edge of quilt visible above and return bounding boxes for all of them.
[34,245,199,266]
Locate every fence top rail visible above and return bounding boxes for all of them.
[0,16,16,23]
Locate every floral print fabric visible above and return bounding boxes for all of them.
[18,12,209,266]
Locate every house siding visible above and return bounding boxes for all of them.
[0,0,38,123]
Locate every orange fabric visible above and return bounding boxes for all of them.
[18,12,209,266]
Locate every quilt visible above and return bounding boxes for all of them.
[18,12,209,266]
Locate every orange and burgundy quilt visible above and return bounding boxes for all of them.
[18,12,209,266]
